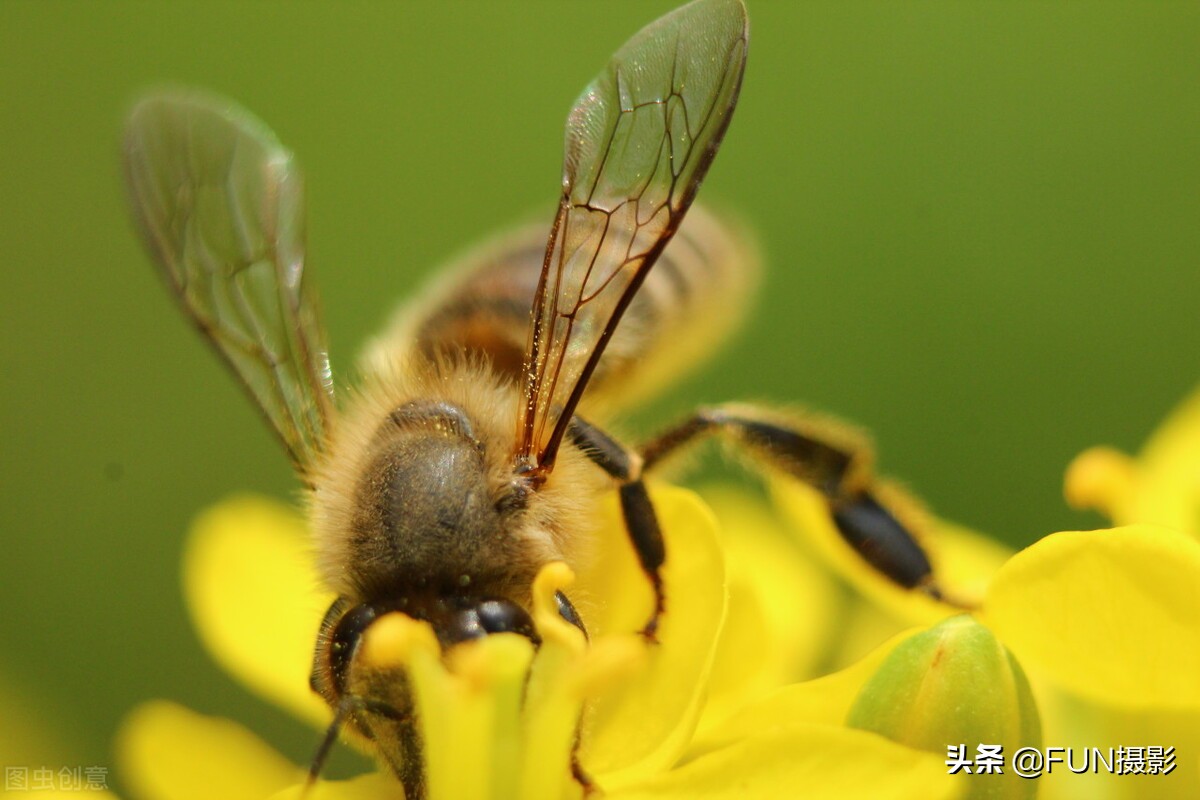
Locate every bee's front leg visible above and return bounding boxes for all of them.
[566,416,665,641]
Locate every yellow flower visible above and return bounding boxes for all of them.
[113,384,1200,799]
[1065,384,1200,536]
[116,485,959,800]
[768,388,1200,799]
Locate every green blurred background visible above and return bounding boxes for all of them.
[2,0,1197,786]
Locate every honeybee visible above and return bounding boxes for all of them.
[124,0,944,795]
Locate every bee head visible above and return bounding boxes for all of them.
[313,595,526,712]
[305,590,584,794]
[309,589,586,714]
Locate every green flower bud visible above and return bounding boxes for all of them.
[847,615,1042,799]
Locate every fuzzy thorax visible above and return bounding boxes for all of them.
[307,353,602,609]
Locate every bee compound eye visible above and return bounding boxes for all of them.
[474,599,538,642]
[328,603,379,695]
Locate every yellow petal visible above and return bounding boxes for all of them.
[825,598,913,671]
[934,518,1014,607]
[1065,386,1200,536]
[982,525,1200,708]
[571,501,654,639]
[521,564,641,800]
[361,613,537,800]
[688,629,912,758]
[576,485,726,789]
[1126,385,1200,535]
[433,636,534,800]
[183,495,333,727]
[115,700,298,800]
[608,723,962,800]
[356,610,440,670]
[1064,446,1138,523]
[696,485,841,732]
[771,476,1003,624]
[823,521,1015,671]
[1037,690,1200,800]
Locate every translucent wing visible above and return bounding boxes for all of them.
[124,91,333,474]
[517,0,748,472]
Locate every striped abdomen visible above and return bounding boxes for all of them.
[376,204,757,414]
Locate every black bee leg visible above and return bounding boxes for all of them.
[570,728,598,796]
[638,404,950,601]
[567,416,665,640]
[618,481,666,639]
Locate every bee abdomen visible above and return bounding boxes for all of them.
[412,246,545,378]
[404,204,756,411]
[590,204,758,409]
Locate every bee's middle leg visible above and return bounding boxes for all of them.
[567,416,665,640]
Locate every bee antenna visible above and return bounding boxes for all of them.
[303,697,355,796]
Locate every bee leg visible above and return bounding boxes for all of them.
[639,404,949,601]
[305,700,354,794]
[570,729,598,796]
[567,416,665,640]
